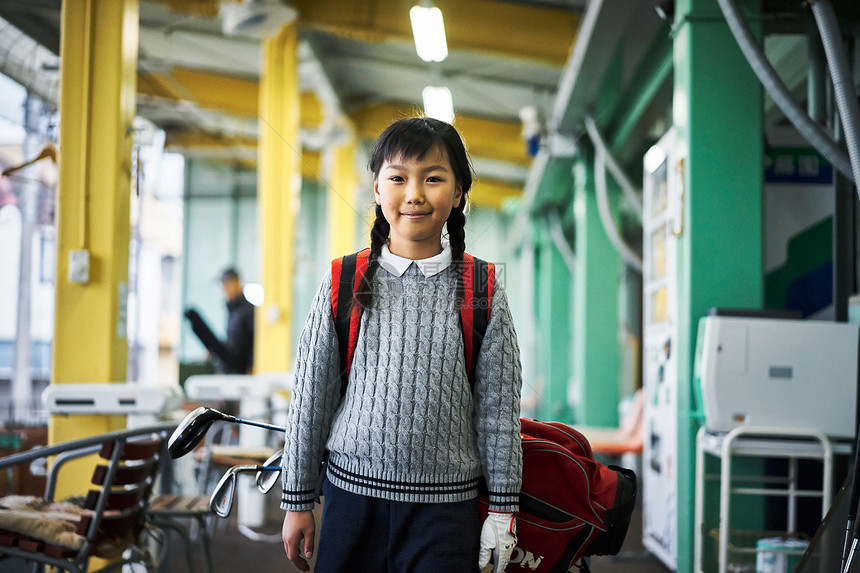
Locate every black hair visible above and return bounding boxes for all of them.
[356,117,473,309]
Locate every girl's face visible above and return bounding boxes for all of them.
[374,145,463,260]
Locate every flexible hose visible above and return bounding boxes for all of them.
[546,209,576,274]
[594,147,644,273]
[810,0,860,196]
[584,116,644,220]
[807,21,827,125]
[716,0,854,182]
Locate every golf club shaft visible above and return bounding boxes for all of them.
[846,538,858,573]
[235,417,286,432]
[226,464,282,473]
[845,444,860,563]
[841,414,860,571]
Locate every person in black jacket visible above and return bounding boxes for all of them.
[217,267,255,374]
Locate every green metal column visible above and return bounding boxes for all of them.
[534,223,573,422]
[572,147,622,427]
[673,1,763,570]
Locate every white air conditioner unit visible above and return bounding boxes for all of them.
[220,0,298,39]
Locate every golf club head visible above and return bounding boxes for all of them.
[169,406,234,459]
[210,468,238,518]
[256,451,283,494]
[209,464,257,518]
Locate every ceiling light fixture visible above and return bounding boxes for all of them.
[422,86,454,123]
[410,3,448,62]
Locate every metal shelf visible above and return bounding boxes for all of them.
[694,426,842,573]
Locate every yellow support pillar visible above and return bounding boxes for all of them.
[50,0,138,512]
[327,132,359,259]
[257,22,300,371]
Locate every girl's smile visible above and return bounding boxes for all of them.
[401,211,430,219]
[374,145,462,260]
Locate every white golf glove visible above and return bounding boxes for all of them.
[478,512,517,573]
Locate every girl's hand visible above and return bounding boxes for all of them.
[282,510,315,571]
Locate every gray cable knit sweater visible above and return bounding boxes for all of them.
[281,259,523,513]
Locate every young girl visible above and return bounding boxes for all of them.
[281,117,523,573]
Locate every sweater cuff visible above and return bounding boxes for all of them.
[281,487,317,512]
[487,489,520,513]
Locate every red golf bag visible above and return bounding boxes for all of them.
[478,419,637,572]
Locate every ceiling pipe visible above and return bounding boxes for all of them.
[0,17,59,105]
[808,0,860,195]
[716,0,853,182]
[584,115,642,220]
[594,145,643,273]
[545,208,576,274]
[297,40,351,150]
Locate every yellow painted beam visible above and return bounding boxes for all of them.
[456,117,530,168]
[165,0,219,17]
[290,0,577,65]
[326,132,360,258]
[171,67,258,117]
[349,102,419,135]
[303,150,322,181]
[51,0,138,543]
[350,103,530,167]
[301,91,324,130]
[166,131,257,149]
[138,67,324,130]
[470,178,523,210]
[164,130,322,180]
[256,22,301,372]
[138,70,184,101]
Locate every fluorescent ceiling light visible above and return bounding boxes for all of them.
[410,5,448,62]
[422,86,454,124]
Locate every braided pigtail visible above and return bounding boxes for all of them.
[447,202,467,305]
[355,204,389,309]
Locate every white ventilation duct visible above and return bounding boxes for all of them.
[0,17,60,105]
[220,0,298,39]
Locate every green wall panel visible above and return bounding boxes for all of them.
[535,224,573,422]
[672,0,764,569]
[572,148,622,427]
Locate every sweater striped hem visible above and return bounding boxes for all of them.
[326,457,481,504]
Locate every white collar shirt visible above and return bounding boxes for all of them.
[378,242,452,278]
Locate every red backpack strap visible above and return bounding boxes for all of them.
[330,249,371,398]
[461,253,495,389]
[332,250,493,395]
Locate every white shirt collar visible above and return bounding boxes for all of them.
[379,242,452,278]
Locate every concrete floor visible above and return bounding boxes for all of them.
[160,486,671,573]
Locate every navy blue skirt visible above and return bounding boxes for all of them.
[315,480,481,573]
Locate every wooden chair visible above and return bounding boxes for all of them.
[144,420,233,573]
[0,423,174,573]
[146,494,213,573]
